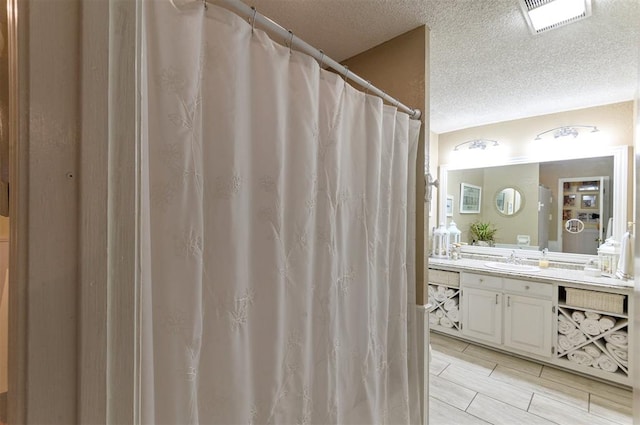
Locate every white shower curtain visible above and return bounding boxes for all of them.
[141,1,421,424]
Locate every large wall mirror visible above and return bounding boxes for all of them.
[438,146,629,256]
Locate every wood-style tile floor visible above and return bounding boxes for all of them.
[429,332,633,425]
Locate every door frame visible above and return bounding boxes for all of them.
[557,175,607,254]
[7,0,141,423]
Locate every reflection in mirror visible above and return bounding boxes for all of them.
[441,155,621,255]
[565,218,585,234]
[495,187,523,216]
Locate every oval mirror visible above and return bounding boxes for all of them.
[565,218,585,234]
[495,187,524,216]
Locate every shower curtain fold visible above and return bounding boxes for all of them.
[141,2,421,424]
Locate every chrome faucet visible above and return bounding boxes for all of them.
[507,250,521,265]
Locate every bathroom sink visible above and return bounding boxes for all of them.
[484,262,541,273]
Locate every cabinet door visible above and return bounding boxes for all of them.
[504,294,552,357]
[461,287,502,344]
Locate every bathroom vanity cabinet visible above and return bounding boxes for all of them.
[460,272,553,357]
[428,259,634,387]
[554,283,631,385]
[461,286,502,344]
[427,270,461,334]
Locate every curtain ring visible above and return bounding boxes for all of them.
[365,80,372,94]
[318,50,325,68]
[203,0,207,10]
[250,7,257,33]
[343,66,349,80]
[287,30,294,54]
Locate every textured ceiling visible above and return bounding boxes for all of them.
[238,0,639,133]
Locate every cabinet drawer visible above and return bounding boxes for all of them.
[429,269,460,287]
[504,278,552,298]
[461,272,502,290]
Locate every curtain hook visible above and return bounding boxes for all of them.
[287,30,294,54]
[250,6,257,33]
[365,80,372,94]
[318,50,325,68]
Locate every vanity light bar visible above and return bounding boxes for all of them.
[453,139,499,151]
[534,125,599,140]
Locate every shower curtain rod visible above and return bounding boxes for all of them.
[173,0,421,120]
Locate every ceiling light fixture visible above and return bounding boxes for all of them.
[453,139,499,151]
[534,125,599,140]
[519,0,592,34]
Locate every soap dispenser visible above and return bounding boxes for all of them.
[539,248,549,269]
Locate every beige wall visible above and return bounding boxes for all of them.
[0,216,7,401]
[446,168,483,243]
[342,27,426,120]
[0,0,8,186]
[482,163,539,246]
[342,26,428,304]
[0,216,7,239]
[438,101,634,166]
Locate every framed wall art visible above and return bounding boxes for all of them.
[446,195,454,217]
[460,183,481,214]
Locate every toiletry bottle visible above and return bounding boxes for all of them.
[539,248,549,269]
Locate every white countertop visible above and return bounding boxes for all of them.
[428,257,634,291]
